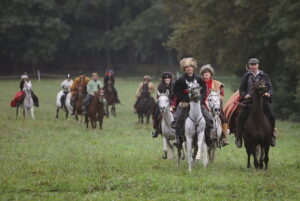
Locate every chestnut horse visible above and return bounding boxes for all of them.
[85,88,105,129]
[75,85,86,121]
[242,79,272,169]
[103,80,120,117]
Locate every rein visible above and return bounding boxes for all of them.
[188,114,204,136]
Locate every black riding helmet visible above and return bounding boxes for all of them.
[79,71,85,75]
[162,72,173,80]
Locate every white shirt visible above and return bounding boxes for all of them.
[61,79,73,90]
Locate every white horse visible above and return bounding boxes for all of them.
[206,91,223,163]
[56,89,73,119]
[22,81,35,120]
[157,92,176,160]
[185,80,207,171]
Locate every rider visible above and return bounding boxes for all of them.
[134,75,155,112]
[19,72,39,107]
[152,72,175,138]
[235,58,276,148]
[82,73,107,115]
[200,64,229,146]
[70,71,90,115]
[60,74,73,108]
[170,58,212,148]
[104,69,120,103]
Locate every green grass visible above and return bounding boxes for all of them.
[0,78,299,201]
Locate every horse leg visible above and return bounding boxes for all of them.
[199,134,208,168]
[253,146,259,169]
[66,111,68,119]
[30,107,35,120]
[56,107,59,119]
[181,142,186,160]
[85,115,89,129]
[166,139,175,160]
[208,144,216,163]
[264,145,270,170]
[16,106,19,120]
[99,117,103,130]
[146,112,150,124]
[186,136,193,171]
[258,145,264,169]
[112,104,116,117]
[106,104,109,117]
[246,146,251,168]
[162,137,168,159]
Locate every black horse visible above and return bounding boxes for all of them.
[136,83,155,124]
[241,79,272,169]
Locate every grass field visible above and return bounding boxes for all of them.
[0,77,299,201]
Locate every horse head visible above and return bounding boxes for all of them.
[252,78,268,96]
[157,93,169,113]
[24,81,32,93]
[186,80,201,102]
[208,91,221,115]
[95,88,105,103]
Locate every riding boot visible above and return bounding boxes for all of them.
[222,123,229,146]
[173,128,182,149]
[152,129,159,138]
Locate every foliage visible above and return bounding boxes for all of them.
[164,0,300,120]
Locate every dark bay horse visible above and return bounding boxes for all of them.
[75,85,86,121]
[85,88,105,129]
[136,83,155,123]
[103,80,120,117]
[242,79,272,169]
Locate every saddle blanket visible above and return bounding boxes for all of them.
[10,91,25,107]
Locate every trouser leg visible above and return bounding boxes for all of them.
[82,95,92,114]
[31,91,39,107]
[60,94,66,108]
[171,106,185,148]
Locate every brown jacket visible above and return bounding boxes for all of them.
[70,76,90,95]
[136,82,155,97]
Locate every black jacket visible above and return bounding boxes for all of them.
[173,74,206,104]
[157,82,175,100]
[239,70,273,101]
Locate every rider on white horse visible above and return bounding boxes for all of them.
[170,58,212,149]
[152,72,175,138]
[200,64,229,146]
[60,74,73,108]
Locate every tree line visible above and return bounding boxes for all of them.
[1,0,299,120]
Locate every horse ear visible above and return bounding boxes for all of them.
[193,79,197,84]
[157,91,161,97]
[185,80,189,85]
[166,89,169,96]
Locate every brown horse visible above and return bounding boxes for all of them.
[103,80,120,117]
[85,88,105,129]
[242,79,272,169]
[75,85,86,121]
[136,83,155,124]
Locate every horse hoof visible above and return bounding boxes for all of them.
[162,154,167,160]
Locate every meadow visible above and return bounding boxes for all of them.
[0,77,299,201]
